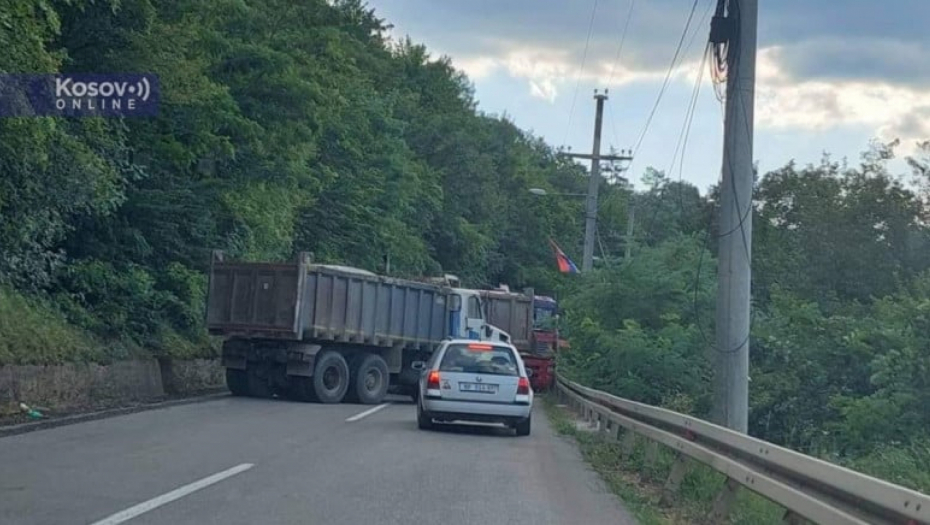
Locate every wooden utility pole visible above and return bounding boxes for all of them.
[563,90,633,272]
[713,0,757,433]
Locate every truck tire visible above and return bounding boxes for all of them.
[247,367,273,398]
[312,350,350,404]
[514,415,531,437]
[286,377,316,403]
[349,353,390,405]
[226,369,249,396]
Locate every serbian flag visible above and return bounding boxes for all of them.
[549,238,579,274]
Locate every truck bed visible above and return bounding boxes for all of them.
[480,289,533,352]
[206,253,451,350]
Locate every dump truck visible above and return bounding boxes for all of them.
[206,251,512,404]
[478,287,567,391]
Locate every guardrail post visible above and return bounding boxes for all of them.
[660,453,692,506]
[620,429,636,461]
[708,477,740,524]
[643,440,659,481]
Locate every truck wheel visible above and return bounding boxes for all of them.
[350,354,389,405]
[247,367,273,398]
[312,351,349,404]
[286,377,317,402]
[226,369,249,396]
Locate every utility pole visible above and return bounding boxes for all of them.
[713,0,757,433]
[624,206,635,260]
[563,90,633,272]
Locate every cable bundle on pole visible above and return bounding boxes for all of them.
[709,0,732,102]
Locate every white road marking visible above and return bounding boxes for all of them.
[89,463,254,525]
[345,403,391,422]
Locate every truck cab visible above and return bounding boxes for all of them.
[423,273,512,345]
[449,287,512,345]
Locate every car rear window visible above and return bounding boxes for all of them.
[439,343,520,376]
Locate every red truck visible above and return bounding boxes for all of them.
[479,287,568,391]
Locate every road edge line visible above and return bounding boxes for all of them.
[0,391,229,439]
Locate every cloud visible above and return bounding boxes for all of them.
[529,79,557,102]
[372,0,930,145]
[749,47,930,151]
[375,0,930,85]
[879,106,930,155]
[771,38,930,87]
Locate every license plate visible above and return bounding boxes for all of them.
[460,382,497,394]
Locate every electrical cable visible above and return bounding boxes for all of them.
[562,0,600,148]
[639,2,714,246]
[619,0,712,188]
[607,0,637,147]
[630,0,702,156]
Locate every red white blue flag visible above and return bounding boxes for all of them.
[549,239,579,274]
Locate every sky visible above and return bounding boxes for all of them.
[366,0,929,193]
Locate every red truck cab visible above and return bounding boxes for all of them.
[477,287,568,392]
[522,295,567,391]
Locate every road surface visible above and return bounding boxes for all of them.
[0,395,637,525]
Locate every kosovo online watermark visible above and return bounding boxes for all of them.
[0,73,160,117]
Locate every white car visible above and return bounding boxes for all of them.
[413,339,534,436]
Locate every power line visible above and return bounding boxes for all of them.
[561,0,600,148]
[630,0,703,155]
[638,3,714,244]
[606,0,637,87]
[607,0,637,149]
[619,0,711,187]
[672,42,709,220]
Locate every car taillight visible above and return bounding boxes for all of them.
[427,371,441,389]
[515,376,531,405]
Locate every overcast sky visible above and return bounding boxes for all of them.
[367,0,928,193]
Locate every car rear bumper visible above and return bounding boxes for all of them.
[422,398,532,422]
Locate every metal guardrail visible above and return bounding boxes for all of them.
[554,374,930,525]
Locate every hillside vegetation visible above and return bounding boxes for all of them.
[2,0,930,494]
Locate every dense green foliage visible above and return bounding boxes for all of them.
[0,0,589,360]
[2,0,930,493]
[561,141,930,491]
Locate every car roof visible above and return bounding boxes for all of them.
[442,339,516,349]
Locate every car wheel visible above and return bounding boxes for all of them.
[515,415,531,437]
[417,400,433,430]
[312,351,350,404]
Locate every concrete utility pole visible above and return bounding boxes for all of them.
[624,206,635,260]
[563,91,633,272]
[713,0,757,433]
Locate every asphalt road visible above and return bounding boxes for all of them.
[0,395,637,525]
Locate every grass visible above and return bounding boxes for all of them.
[542,395,787,524]
[0,286,217,365]
[0,286,109,365]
